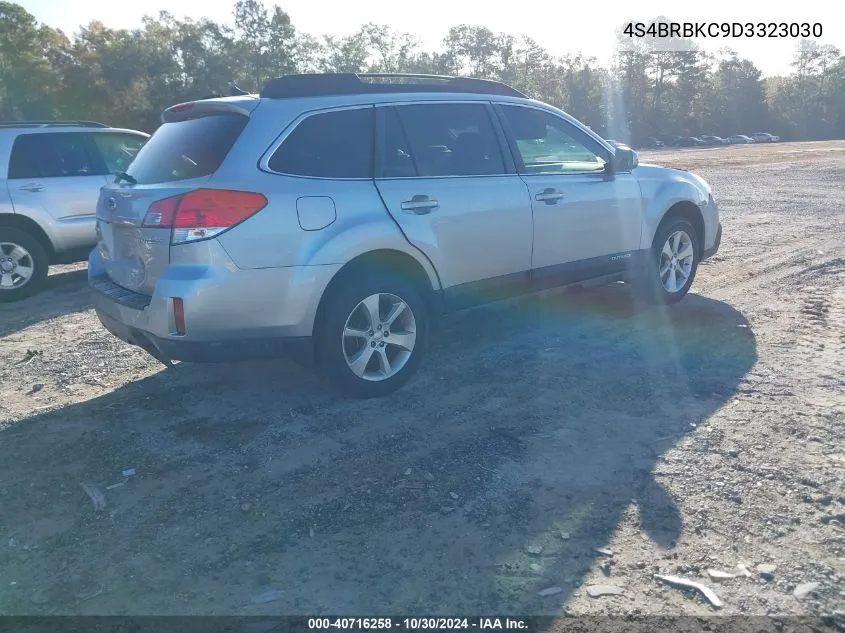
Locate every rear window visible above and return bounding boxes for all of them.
[267,107,374,179]
[125,114,247,184]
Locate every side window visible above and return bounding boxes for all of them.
[499,106,607,174]
[392,103,506,177]
[91,134,147,174]
[268,107,374,179]
[8,133,98,179]
[381,107,417,178]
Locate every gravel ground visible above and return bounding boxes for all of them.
[0,141,843,617]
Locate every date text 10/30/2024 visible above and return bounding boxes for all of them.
[308,618,529,630]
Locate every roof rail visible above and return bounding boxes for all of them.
[0,120,108,129]
[260,73,527,99]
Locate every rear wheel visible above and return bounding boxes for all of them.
[0,228,49,302]
[315,272,429,398]
[632,218,699,305]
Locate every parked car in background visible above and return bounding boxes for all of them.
[88,72,721,397]
[751,132,780,143]
[677,136,707,147]
[643,137,665,149]
[0,121,149,301]
[700,135,728,145]
[728,134,755,144]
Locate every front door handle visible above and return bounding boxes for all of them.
[401,195,439,214]
[19,183,45,192]
[535,188,564,204]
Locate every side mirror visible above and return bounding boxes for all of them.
[607,142,638,173]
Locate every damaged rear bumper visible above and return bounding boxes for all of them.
[94,307,312,364]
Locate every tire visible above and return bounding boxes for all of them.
[314,270,429,398]
[0,227,49,303]
[632,218,700,305]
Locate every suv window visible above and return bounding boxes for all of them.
[91,133,146,174]
[499,106,607,174]
[389,103,506,177]
[268,107,374,179]
[125,114,247,184]
[381,107,416,178]
[8,133,98,179]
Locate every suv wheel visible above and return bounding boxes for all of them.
[633,218,699,305]
[315,272,429,398]
[0,228,49,303]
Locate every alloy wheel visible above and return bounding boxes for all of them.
[659,230,694,293]
[342,293,417,381]
[0,242,35,291]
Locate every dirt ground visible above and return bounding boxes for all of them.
[0,141,843,618]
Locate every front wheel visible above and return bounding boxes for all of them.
[314,272,429,398]
[632,218,699,305]
[0,228,49,303]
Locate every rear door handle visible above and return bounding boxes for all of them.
[18,183,45,192]
[401,195,439,214]
[535,188,564,204]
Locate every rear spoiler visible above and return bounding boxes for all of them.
[161,97,259,124]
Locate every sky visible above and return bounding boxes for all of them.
[18,0,843,77]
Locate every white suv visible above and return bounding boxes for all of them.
[89,73,721,397]
[0,121,148,301]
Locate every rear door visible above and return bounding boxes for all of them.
[374,102,532,306]
[95,114,247,294]
[7,132,109,224]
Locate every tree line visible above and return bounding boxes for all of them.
[1,0,843,143]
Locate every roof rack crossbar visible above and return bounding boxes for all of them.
[260,73,526,99]
[0,120,108,128]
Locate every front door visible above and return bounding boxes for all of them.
[496,104,643,285]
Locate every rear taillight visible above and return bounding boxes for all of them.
[143,196,180,228]
[142,189,268,244]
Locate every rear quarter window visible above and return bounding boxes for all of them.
[267,107,374,179]
[91,133,147,175]
[125,114,247,184]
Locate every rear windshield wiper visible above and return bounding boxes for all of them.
[114,171,137,185]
